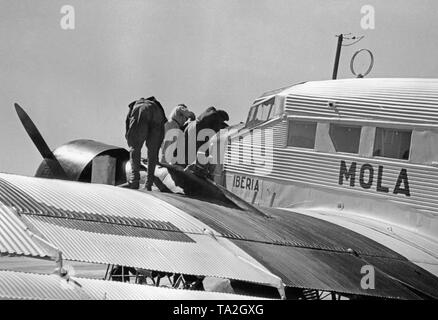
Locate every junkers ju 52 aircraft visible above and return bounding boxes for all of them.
[1,78,438,300]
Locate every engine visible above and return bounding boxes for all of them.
[35,139,129,185]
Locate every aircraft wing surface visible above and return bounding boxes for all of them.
[285,207,438,277]
[151,192,438,300]
[0,270,263,300]
[0,173,281,291]
[1,173,438,299]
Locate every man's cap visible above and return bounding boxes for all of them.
[217,110,229,122]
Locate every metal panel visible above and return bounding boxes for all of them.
[0,270,263,300]
[23,216,280,283]
[232,241,422,299]
[75,277,266,300]
[29,216,194,242]
[152,192,438,299]
[290,208,438,280]
[0,173,281,288]
[0,270,92,300]
[0,204,48,258]
[0,173,213,234]
[282,78,438,124]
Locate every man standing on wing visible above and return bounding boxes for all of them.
[125,96,167,190]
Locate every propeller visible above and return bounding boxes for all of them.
[14,103,69,180]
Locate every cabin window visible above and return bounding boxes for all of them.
[373,128,412,160]
[329,124,361,153]
[287,120,317,149]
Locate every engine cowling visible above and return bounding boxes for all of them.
[35,139,129,185]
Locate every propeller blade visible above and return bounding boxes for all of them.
[14,103,69,180]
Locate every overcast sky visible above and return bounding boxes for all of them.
[1,0,438,176]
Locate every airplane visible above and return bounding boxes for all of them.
[1,77,438,300]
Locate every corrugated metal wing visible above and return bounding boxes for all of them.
[0,270,92,300]
[0,204,49,258]
[75,276,267,300]
[0,173,281,288]
[152,192,438,299]
[0,270,265,300]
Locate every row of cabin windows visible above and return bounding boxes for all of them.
[287,120,412,160]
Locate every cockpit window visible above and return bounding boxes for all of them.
[258,103,272,121]
[246,97,275,127]
[373,128,412,160]
[287,120,317,149]
[329,124,361,153]
[246,107,257,124]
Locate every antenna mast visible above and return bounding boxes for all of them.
[332,34,365,79]
[332,34,343,80]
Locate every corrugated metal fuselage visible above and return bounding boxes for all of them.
[222,79,438,247]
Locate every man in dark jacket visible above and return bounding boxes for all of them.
[125,96,167,190]
[196,106,229,133]
[183,106,229,166]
